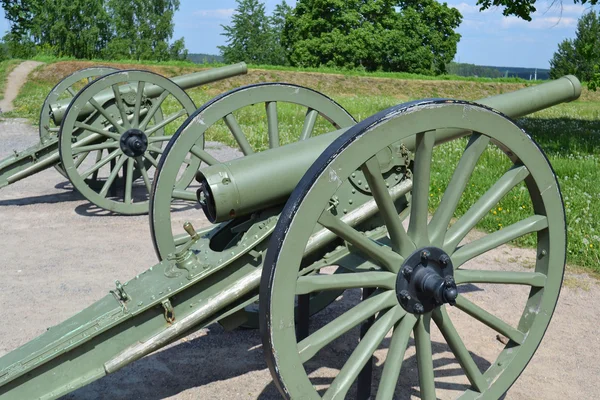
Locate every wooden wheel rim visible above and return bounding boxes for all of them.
[260,100,565,399]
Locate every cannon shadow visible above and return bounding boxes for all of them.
[62,291,492,400]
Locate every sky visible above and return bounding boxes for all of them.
[0,0,596,69]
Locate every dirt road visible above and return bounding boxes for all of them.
[0,118,598,399]
[0,61,44,112]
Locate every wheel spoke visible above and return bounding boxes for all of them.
[224,113,254,155]
[407,132,435,247]
[429,134,490,246]
[72,141,118,155]
[362,156,415,256]
[266,101,279,148]
[296,271,397,295]
[148,136,172,143]
[133,81,145,128]
[455,295,525,344]
[451,215,548,268]
[139,89,169,130]
[172,189,197,201]
[80,148,121,179]
[88,98,125,134]
[99,155,127,198]
[66,86,77,96]
[112,84,131,129]
[74,122,120,141]
[323,306,403,400]
[455,270,546,287]
[444,164,530,253]
[298,291,398,363]
[124,158,134,204]
[375,314,418,400]
[190,144,219,166]
[135,157,153,193]
[75,151,91,168]
[144,153,159,169]
[414,313,436,400]
[432,307,487,393]
[146,109,187,135]
[318,210,402,273]
[300,109,318,141]
[147,144,164,154]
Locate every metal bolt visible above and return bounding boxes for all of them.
[421,250,430,261]
[439,254,450,265]
[402,265,414,278]
[413,303,424,314]
[444,276,455,287]
[399,290,411,303]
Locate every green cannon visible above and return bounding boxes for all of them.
[0,63,248,215]
[0,75,580,399]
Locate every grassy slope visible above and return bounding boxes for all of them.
[0,59,23,101]
[7,59,600,272]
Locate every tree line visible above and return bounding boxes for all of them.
[0,0,187,61]
[220,0,463,75]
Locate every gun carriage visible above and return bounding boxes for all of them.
[0,73,581,399]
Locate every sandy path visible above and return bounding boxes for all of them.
[0,61,44,112]
[0,119,598,399]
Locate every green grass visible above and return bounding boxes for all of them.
[0,59,23,101]
[4,59,600,272]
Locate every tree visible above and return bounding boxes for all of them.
[269,0,293,66]
[549,11,600,82]
[0,0,187,61]
[282,0,462,74]
[475,0,598,21]
[105,0,187,61]
[219,0,274,64]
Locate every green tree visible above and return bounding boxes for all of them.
[105,0,187,61]
[219,0,274,64]
[282,0,461,74]
[549,11,600,82]
[476,0,598,21]
[269,0,293,65]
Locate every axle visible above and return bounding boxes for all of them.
[198,75,581,223]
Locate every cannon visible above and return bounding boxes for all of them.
[0,63,248,215]
[0,75,580,399]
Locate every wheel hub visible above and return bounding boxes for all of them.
[120,128,148,157]
[396,246,458,314]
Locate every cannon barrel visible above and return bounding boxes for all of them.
[198,75,581,223]
[50,62,248,124]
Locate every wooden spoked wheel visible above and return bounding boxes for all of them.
[59,70,198,215]
[150,83,357,261]
[39,66,118,177]
[261,100,565,399]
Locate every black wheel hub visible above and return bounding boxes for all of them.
[396,246,458,314]
[120,128,148,157]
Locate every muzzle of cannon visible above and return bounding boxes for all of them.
[0,63,247,215]
[0,75,580,400]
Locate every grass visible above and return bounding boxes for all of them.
[0,59,23,101]
[4,58,600,272]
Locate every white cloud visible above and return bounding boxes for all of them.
[449,2,493,14]
[501,15,577,29]
[193,9,234,19]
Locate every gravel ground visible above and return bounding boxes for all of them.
[1,118,599,400]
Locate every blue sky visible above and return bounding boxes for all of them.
[0,1,595,69]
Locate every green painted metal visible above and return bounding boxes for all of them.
[150,83,357,260]
[58,69,199,215]
[39,66,118,177]
[49,63,248,124]
[197,75,581,224]
[0,63,247,215]
[260,100,566,399]
[0,77,577,399]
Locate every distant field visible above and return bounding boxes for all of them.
[3,59,599,272]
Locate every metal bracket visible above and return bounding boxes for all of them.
[162,299,175,324]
